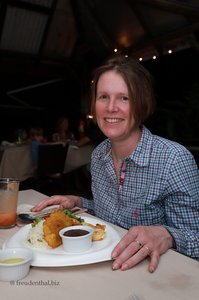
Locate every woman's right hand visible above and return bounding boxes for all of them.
[31,195,82,212]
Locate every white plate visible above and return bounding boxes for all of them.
[3,216,121,267]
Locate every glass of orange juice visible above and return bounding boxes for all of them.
[0,178,20,229]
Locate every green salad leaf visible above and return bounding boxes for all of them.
[31,217,43,227]
[62,209,84,223]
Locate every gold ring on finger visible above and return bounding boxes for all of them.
[135,240,143,248]
[144,245,151,255]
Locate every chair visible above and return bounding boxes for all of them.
[36,143,69,194]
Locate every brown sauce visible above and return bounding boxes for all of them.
[63,229,89,237]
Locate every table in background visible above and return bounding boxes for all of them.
[0,145,34,181]
[0,143,94,182]
[64,144,94,173]
[0,189,199,300]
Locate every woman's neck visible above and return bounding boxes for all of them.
[111,127,142,176]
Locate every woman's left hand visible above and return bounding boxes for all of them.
[111,225,174,273]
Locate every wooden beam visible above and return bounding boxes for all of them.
[71,0,113,52]
[128,21,199,53]
[133,0,199,18]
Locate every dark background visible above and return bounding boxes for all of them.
[0,47,198,144]
[144,47,199,143]
[0,0,198,144]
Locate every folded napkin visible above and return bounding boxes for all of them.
[17,204,59,215]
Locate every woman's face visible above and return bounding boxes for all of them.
[95,70,137,142]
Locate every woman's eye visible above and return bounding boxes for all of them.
[121,96,129,102]
[97,94,108,101]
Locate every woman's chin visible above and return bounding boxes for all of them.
[106,133,124,141]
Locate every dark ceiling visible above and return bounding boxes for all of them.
[0,0,198,76]
[0,0,198,140]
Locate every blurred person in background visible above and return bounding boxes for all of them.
[52,116,74,143]
[76,115,106,148]
[29,126,46,169]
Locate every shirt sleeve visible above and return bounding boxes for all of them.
[80,197,95,215]
[162,150,199,258]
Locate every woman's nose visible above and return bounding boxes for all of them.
[106,98,118,112]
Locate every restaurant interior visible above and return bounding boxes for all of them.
[0,0,199,194]
[0,2,199,298]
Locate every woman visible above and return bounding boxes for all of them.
[32,55,199,272]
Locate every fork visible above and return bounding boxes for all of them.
[18,207,87,221]
[127,294,143,300]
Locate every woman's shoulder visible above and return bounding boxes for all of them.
[92,138,110,157]
[144,126,188,153]
[141,127,198,170]
[153,134,189,154]
[140,126,196,168]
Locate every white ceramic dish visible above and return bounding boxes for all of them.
[3,216,121,267]
[0,247,33,281]
[59,225,94,253]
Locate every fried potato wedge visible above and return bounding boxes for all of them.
[44,233,62,249]
[43,211,81,248]
[83,222,106,241]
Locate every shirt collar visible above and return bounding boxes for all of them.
[129,125,153,166]
[95,125,153,166]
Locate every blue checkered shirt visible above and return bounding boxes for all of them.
[81,126,199,259]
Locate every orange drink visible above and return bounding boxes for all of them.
[0,212,17,227]
[0,178,19,228]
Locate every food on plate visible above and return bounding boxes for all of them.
[27,219,48,249]
[26,209,106,249]
[63,228,90,237]
[83,222,106,241]
[43,211,81,248]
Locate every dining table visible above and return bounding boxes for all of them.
[0,189,199,300]
[0,142,94,183]
[0,144,34,181]
[63,144,94,173]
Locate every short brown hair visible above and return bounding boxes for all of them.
[90,54,156,126]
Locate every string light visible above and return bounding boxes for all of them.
[86,114,93,119]
[120,46,176,61]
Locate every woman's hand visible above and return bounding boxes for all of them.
[31,195,82,212]
[111,225,174,273]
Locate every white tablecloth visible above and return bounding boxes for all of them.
[64,144,94,173]
[0,189,199,300]
[0,143,94,181]
[0,145,34,181]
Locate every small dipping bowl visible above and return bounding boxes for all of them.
[0,247,33,281]
[59,225,94,253]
